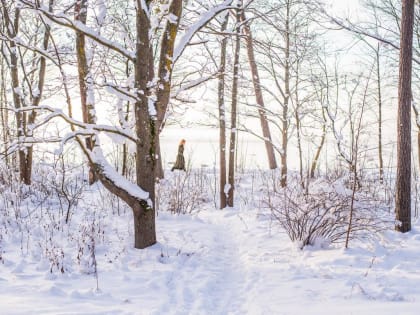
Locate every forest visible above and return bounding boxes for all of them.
[0,0,419,314]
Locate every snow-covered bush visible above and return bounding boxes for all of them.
[0,160,97,273]
[157,168,211,214]
[264,176,391,249]
[76,211,104,283]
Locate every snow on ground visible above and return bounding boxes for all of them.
[1,170,420,315]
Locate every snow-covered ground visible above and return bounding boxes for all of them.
[1,169,420,315]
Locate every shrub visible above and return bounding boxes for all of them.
[264,176,391,249]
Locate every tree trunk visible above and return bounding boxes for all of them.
[86,153,156,249]
[3,5,31,184]
[395,0,414,233]
[218,13,229,209]
[75,0,97,185]
[134,0,157,248]
[418,128,420,174]
[121,59,131,178]
[281,1,291,188]
[241,11,277,170]
[133,202,156,248]
[294,65,304,187]
[155,0,183,179]
[20,0,54,187]
[310,107,327,178]
[0,56,10,167]
[376,44,384,183]
[121,98,130,177]
[228,3,241,207]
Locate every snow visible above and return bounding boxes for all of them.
[167,13,179,24]
[90,146,150,202]
[1,169,420,314]
[96,0,107,26]
[148,97,157,117]
[224,183,231,195]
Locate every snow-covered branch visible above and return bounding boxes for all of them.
[18,0,136,61]
[10,105,137,144]
[173,0,234,63]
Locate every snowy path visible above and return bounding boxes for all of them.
[2,208,420,314]
[154,211,250,315]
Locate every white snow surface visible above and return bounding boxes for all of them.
[1,171,420,314]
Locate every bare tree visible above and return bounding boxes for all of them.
[375,43,385,183]
[309,54,329,179]
[74,0,97,184]
[241,11,277,170]
[0,47,11,167]
[227,1,242,207]
[218,13,229,209]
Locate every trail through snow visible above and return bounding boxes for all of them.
[2,205,420,314]
[154,211,248,315]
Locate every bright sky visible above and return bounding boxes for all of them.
[328,0,361,16]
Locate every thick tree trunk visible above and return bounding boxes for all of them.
[418,129,420,174]
[133,202,156,248]
[395,0,414,233]
[228,3,241,207]
[133,0,157,248]
[241,12,277,170]
[87,154,155,249]
[155,0,183,179]
[218,14,229,209]
[75,0,97,185]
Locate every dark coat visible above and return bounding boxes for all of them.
[171,143,186,171]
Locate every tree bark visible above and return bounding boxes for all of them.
[376,44,384,184]
[281,1,291,188]
[241,11,277,170]
[294,64,304,187]
[310,107,327,178]
[75,0,97,185]
[0,55,10,167]
[2,3,31,184]
[218,13,229,209]
[134,0,157,248]
[395,0,414,233]
[86,154,156,249]
[228,3,241,207]
[155,0,183,179]
[418,128,420,174]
